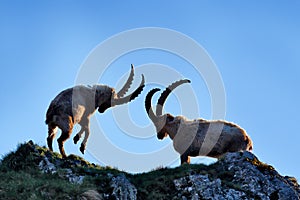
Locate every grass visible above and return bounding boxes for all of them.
[0,170,84,199]
[245,156,275,173]
[0,141,123,199]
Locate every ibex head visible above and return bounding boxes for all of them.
[95,64,145,113]
[145,79,191,139]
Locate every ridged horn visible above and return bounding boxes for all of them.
[112,74,145,106]
[156,79,191,116]
[145,88,161,122]
[117,64,135,97]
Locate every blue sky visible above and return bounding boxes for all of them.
[0,1,299,180]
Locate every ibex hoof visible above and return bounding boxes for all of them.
[47,145,53,152]
[80,144,85,154]
[73,135,80,144]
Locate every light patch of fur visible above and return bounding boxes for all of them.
[172,117,198,155]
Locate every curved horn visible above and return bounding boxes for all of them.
[117,64,135,97]
[112,74,145,106]
[156,79,191,116]
[145,88,161,122]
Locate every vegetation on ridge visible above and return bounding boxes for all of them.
[0,141,298,200]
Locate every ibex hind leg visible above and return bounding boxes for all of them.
[57,118,73,158]
[180,151,191,165]
[47,124,58,151]
[57,130,72,158]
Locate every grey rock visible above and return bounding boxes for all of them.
[38,156,57,174]
[78,190,103,200]
[61,168,84,184]
[222,152,299,200]
[174,174,247,200]
[173,151,300,200]
[39,156,85,184]
[110,174,137,200]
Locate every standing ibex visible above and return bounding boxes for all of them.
[145,79,253,164]
[46,65,145,158]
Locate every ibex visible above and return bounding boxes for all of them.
[145,79,253,164]
[46,65,145,158]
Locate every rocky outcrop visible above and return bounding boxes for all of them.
[174,174,245,200]
[173,151,299,200]
[110,174,137,200]
[0,141,299,200]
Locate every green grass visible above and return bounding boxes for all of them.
[0,141,123,199]
[0,170,85,199]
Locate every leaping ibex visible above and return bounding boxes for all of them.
[145,79,253,164]
[46,65,145,158]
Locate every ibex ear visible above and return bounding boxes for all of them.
[167,114,175,122]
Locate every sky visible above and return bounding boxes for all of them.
[0,1,299,180]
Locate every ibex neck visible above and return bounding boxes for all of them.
[165,124,178,140]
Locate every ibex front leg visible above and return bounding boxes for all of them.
[78,118,90,154]
[73,126,85,144]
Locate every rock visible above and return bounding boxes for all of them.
[221,152,299,199]
[174,174,247,199]
[39,158,84,184]
[78,190,103,200]
[39,156,57,174]
[38,155,84,184]
[60,168,85,184]
[173,151,300,200]
[110,174,137,200]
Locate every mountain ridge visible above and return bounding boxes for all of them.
[0,140,299,199]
